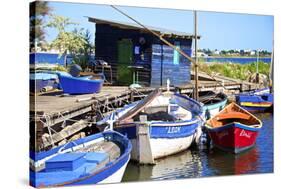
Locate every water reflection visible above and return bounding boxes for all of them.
[205,147,259,176]
[122,113,273,182]
[122,149,203,182]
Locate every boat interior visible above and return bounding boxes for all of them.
[199,91,227,105]
[132,94,193,122]
[32,137,121,182]
[207,103,261,128]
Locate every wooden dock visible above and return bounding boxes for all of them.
[30,75,257,151]
[164,71,256,95]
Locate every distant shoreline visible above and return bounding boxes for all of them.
[204,56,271,59]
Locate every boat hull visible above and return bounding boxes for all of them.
[236,92,273,113]
[58,74,103,94]
[206,122,260,154]
[64,154,130,186]
[116,119,202,162]
[203,99,227,119]
[99,93,204,163]
[30,131,131,187]
[238,101,273,112]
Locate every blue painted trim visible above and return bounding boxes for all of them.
[149,121,200,138]
[203,99,227,111]
[239,106,269,112]
[236,93,273,104]
[30,131,129,161]
[30,132,103,161]
[174,93,204,115]
[206,122,261,132]
[67,152,130,186]
[30,131,132,187]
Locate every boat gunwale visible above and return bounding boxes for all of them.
[205,102,262,130]
[31,131,132,187]
[201,92,228,106]
[107,93,205,127]
[205,121,262,132]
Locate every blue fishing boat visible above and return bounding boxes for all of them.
[236,50,274,113]
[200,91,228,119]
[30,130,132,187]
[98,89,205,164]
[57,72,104,94]
[235,88,273,112]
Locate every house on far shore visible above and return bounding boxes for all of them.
[193,52,208,57]
[88,17,200,87]
[213,50,220,55]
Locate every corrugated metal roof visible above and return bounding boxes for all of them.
[87,17,200,39]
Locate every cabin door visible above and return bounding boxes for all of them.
[117,39,133,85]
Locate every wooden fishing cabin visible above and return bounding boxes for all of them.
[88,17,200,87]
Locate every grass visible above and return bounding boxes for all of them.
[195,59,270,80]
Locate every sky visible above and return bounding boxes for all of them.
[44,1,274,51]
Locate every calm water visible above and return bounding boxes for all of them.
[203,57,271,64]
[122,113,273,182]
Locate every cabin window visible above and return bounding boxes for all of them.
[173,41,180,65]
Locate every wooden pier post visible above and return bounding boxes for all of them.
[130,90,134,102]
[34,119,45,151]
[194,10,199,101]
[136,122,154,164]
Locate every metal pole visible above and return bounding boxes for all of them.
[160,44,163,86]
[270,49,274,93]
[256,50,259,86]
[256,50,259,74]
[194,11,199,100]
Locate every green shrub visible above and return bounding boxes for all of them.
[197,61,270,80]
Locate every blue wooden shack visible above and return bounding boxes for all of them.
[88,17,198,87]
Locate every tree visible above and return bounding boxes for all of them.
[30,1,52,51]
[221,50,227,55]
[72,29,94,69]
[47,15,94,68]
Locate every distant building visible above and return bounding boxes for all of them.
[88,17,200,87]
[250,50,256,56]
[192,51,208,57]
[213,50,220,55]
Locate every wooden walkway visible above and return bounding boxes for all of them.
[31,86,154,127]
[30,76,257,151]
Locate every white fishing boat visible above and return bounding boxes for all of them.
[98,89,205,164]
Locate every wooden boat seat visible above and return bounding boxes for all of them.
[217,112,251,121]
[85,152,109,164]
[45,153,86,172]
[36,162,98,186]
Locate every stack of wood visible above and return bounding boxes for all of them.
[41,120,89,149]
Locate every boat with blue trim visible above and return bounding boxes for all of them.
[205,102,262,154]
[98,89,205,164]
[30,130,132,187]
[199,91,228,119]
[235,88,273,112]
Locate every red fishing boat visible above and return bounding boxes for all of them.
[205,102,262,154]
